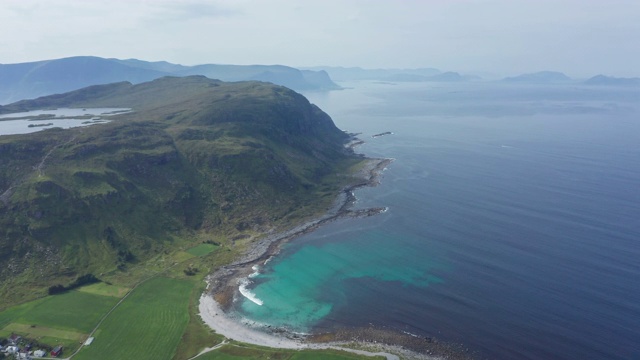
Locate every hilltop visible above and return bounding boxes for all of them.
[0,76,365,305]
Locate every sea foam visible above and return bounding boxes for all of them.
[239,278,264,306]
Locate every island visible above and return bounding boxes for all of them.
[372,131,393,138]
[27,122,54,128]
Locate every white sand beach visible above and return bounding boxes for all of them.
[198,294,303,349]
[200,293,453,360]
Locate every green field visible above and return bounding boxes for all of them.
[186,243,219,257]
[0,289,120,355]
[0,275,384,360]
[0,290,119,333]
[74,276,193,360]
[1,323,85,341]
[196,344,384,360]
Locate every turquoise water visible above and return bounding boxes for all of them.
[241,227,446,331]
[233,81,640,359]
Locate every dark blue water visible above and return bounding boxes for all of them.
[238,81,640,359]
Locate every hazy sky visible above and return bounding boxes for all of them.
[1,0,639,77]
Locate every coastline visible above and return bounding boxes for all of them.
[198,156,473,360]
[203,157,393,312]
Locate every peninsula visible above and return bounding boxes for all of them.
[0,76,468,359]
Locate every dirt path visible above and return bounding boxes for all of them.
[36,134,77,176]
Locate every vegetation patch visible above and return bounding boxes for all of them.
[172,271,224,360]
[173,251,197,263]
[74,276,193,360]
[76,282,130,298]
[186,243,219,257]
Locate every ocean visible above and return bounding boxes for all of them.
[232,81,640,359]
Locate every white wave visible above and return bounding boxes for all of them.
[239,278,264,306]
[249,265,260,278]
[402,331,419,338]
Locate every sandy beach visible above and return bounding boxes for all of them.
[199,294,304,349]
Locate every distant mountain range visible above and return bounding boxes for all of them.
[303,66,487,83]
[0,56,341,104]
[584,74,640,86]
[501,71,640,86]
[2,58,637,105]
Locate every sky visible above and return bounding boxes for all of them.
[1,0,639,77]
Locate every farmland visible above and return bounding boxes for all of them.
[74,277,193,360]
[0,289,121,354]
[1,267,382,360]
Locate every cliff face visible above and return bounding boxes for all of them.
[0,76,358,300]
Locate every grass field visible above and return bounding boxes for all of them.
[0,289,120,355]
[195,344,384,360]
[1,323,85,341]
[0,290,119,333]
[186,243,219,257]
[74,276,193,360]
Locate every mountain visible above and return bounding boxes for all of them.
[584,75,640,86]
[0,76,363,303]
[503,71,572,83]
[0,57,341,105]
[0,56,166,105]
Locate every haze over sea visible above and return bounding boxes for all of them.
[233,80,640,359]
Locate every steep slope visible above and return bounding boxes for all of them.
[0,76,360,303]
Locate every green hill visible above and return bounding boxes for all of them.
[0,76,362,305]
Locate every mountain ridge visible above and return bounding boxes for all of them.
[0,57,342,105]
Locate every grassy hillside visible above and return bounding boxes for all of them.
[0,76,365,306]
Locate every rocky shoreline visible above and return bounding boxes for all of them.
[200,156,474,359]
[205,157,393,309]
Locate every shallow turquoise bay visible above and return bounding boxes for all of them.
[240,228,445,331]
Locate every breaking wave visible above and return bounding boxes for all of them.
[239,277,263,306]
